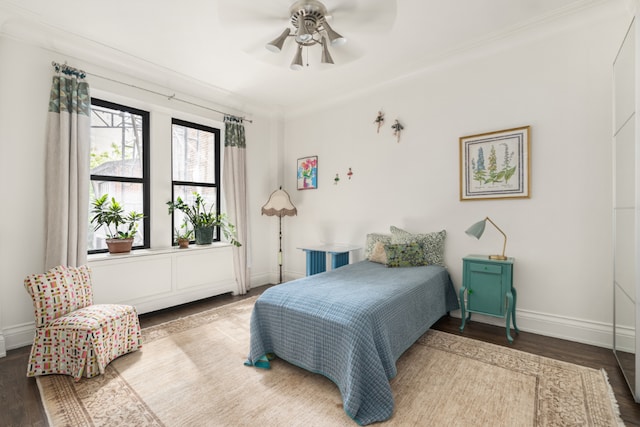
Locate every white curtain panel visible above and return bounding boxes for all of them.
[44,73,91,269]
[223,116,249,294]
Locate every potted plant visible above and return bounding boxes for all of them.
[90,194,144,254]
[167,192,241,247]
[175,220,194,249]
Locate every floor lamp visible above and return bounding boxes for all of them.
[261,187,297,283]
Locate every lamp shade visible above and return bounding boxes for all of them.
[323,20,346,46]
[266,28,291,52]
[290,46,304,70]
[321,37,334,64]
[465,219,486,239]
[261,187,297,217]
[465,216,508,260]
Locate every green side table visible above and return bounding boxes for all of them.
[459,255,519,343]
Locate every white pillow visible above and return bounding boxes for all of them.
[369,241,388,265]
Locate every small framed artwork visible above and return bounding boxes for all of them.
[460,126,530,201]
[297,155,318,190]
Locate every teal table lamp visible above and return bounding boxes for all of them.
[465,217,508,260]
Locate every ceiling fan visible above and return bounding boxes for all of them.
[216,0,397,70]
[265,0,346,70]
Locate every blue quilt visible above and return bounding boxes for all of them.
[245,261,459,425]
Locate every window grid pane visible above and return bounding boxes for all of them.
[172,124,216,184]
[171,185,219,240]
[90,105,144,179]
[89,99,149,253]
[88,182,145,251]
[170,119,220,245]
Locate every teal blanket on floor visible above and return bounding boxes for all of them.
[245,261,459,425]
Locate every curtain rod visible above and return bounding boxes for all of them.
[51,61,252,124]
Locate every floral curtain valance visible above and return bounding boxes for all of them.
[224,115,246,148]
[48,75,91,116]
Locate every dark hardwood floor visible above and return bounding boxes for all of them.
[2,286,639,426]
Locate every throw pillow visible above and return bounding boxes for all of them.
[365,233,392,259]
[369,241,388,265]
[384,242,427,268]
[390,226,446,267]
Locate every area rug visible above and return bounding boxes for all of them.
[37,297,623,426]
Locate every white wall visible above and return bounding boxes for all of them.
[279,7,630,348]
[0,25,281,353]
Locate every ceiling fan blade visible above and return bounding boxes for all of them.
[216,0,291,30]
[324,0,358,16]
[327,0,397,34]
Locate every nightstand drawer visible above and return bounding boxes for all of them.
[469,262,502,275]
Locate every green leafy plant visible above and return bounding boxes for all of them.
[167,192,241,247]
[174,219,194,241]
[91,194,144,239]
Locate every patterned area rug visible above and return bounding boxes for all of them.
[37,297,623,426]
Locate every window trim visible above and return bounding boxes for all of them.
[89,98,151,254]
[170,118,222,245]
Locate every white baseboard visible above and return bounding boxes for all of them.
[450,308,614,349]
[3,321,34,353]
[249,272,273,288]
[0,332,6,357]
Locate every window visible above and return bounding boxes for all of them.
[171,118,221,243]
[89,98,150,253]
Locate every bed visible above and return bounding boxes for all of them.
[245,259,459,425]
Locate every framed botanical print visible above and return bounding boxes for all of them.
[460,126,530,201]
[297,156,318,190]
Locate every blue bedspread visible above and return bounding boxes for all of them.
[246,260,459,425]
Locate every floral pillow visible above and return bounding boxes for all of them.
[384,242,427,268]
[365,233,392,259]
[390,226,446,267]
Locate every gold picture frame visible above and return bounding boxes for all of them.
[460,126,530,201]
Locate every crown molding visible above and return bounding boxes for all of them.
[0,13,281,121]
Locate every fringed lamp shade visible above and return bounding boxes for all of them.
[262,187,297,283]
[261,188,297,217]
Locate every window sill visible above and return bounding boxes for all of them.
[88,242,232,263]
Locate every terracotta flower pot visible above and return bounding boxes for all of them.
[106,238,134,254]
[177,238,190,249]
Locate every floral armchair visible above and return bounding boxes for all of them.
[23,265,142,380]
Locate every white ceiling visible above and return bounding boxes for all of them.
[0,0,625,113]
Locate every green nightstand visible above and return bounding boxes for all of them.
[459,255,519,343]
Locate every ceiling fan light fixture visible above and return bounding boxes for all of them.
[321,37,334,64]
[270,0,346,70]
[290,45,304,70]
[322,20,346,46]
[266,28,291,52]
[295,17,314,43]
